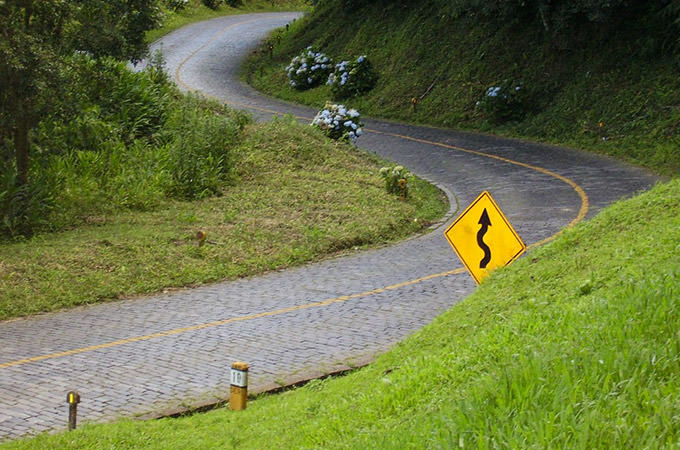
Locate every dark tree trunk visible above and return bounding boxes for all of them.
[14,118,30,187]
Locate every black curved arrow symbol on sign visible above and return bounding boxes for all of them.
[477,208,492,269]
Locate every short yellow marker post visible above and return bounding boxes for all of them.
[230,362,249,411]
[196,230,206,247]
[66,391,80,431]
[398,178,407,199]
[411,97,418,113]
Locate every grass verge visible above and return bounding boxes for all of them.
[0,117,447,320]
[5,177,678,449]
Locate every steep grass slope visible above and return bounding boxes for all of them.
[244,1,680,176]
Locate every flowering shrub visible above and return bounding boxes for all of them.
[166,0,188,11]
[311,102,364,142]
[285,47,333,90]
[379,165,412,198]
[476,80,527,122]
[327,55,378,99]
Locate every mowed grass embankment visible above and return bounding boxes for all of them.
[6,179,678,448]
[0,117,447,320]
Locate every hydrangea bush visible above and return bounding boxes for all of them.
[285,47,333,90]
[327,55,378,99]
[311,102,364,142]
[476,80,527,122]
[379,165,412,198]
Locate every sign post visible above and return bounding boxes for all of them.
[444,191,526,284]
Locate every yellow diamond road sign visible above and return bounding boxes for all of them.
[445,191,526,284]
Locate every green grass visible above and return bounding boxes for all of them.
[146,0,310,43]
[6,178,678,449]
[0,117,447,320]
[242,2,680,176]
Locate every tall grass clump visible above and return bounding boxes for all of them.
[163,95,247,199]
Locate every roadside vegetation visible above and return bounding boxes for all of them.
[6,177,678,449]
[0,0,446,320]
[0,114,446,320]
[243,0,680,176]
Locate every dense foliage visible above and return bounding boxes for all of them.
[0,0,255,238]
[0,0,165,231]
[327,55,378,99]
[331,0,680,51]
[0,51,249,238]
[202,0,242,9]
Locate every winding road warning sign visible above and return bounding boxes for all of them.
[445,191,526,284]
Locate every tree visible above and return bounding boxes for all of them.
[0,0,162,187]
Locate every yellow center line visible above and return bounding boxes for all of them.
[174,17,264,92]
[0,269,466,370]
[363,128,590,249]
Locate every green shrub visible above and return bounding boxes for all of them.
[285,47,333,90]
[166,0,189,11]
[476,80,528,123]
[102,141,171,210]
[98,59,172,143]
[163,98,244,199]
[327,55,378,99]
[0,162,55,238]
[37,53,173,154]
[202,0,221,10]
[1,52,250,238]
[379,164,412,198]
[311,102,364,141]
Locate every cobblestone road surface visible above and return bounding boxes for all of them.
[0,12,660,441]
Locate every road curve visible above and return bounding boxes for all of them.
[0,12,660,441]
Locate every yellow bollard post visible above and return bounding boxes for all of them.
[66,391,80,431]
[399,178,407,199]
[196,230,207,247]
[230,362,249,411]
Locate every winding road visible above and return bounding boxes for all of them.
[0,12,660,441]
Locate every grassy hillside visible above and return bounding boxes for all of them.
[243,1,680,176]
[6,178,679,449]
